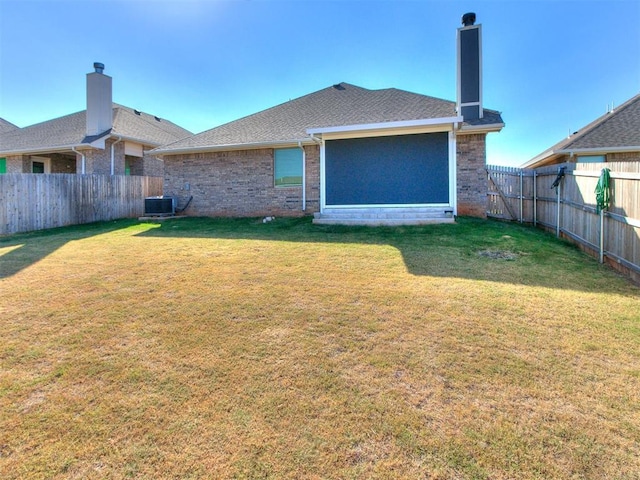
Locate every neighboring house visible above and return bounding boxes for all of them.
[0,63,191,176]
[523,93,640,168]
[0,118,19,134]
[0,119,19,174]
[154,14,504,224]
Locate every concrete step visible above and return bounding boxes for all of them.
[313,207,455,226]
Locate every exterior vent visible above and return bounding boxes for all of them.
[144,196,175,216]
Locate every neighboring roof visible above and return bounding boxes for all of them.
[0,118,19,134]
[0,105,192,156]
[154,82,504,154]
[524,93,640,168]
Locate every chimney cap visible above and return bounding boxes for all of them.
[93,62,105,74]
[461,12,476,26]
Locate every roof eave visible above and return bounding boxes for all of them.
[0,143,94,156]
[152,138,316,156]
[457,122,505,134]
[557,145,640,155]
[306,116,463,135]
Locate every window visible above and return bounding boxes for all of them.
[274,148,303,187]
[577,155,606,163]
[0,158,6,174]
[31,156,50,173]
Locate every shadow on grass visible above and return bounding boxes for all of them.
[0,220,139,279]
[132,216,636,294]
[0,216,635,294]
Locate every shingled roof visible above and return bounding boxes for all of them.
[154,83,503,154]
[0,105,192,156]
[524,93,640,168]
[0,118,19,134]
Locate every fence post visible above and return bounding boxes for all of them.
[556,178,561,238]
[599,210,605,263]
[519,170,523,223]
[533,170,537,227]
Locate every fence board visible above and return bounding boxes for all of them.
[487,162,640,283]
[0,174,163,235]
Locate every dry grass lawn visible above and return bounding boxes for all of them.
[1,216,639,479]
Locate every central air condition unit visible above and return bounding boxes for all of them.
[144,196,175,216]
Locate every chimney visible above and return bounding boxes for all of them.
[86,62,112,136]
[457,12,483,121]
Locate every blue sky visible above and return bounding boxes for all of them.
[0,0,638,166]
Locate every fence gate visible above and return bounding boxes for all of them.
[486,165,534,223]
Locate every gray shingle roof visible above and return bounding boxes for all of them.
[524,93,640,167]
[155,83,503,154]
[0,118,19,134]
[0,105,192,155]
[565,93,640,149]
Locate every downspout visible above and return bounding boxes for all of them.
[111,136,123,175]
[72,147,86,174]
[298,141,306,212]
[308,134,323,212]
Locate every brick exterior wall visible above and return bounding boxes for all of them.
[50,153,76,173]
[4,154,74,173]
[456,133,488,218]
[80,138,125,175]
[5,155,28,173]
[142,153,164,177]
[3,141,160,177]
[162,138,489,219]
[126,153,163,177]
[163,145,320,217]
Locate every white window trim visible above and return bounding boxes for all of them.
[318,129,457,214]
[274,148,304,188]
[31,156,51,173]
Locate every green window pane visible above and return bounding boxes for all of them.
[275,148,302,187]
[578,155,606,163]
[0,158,6,174]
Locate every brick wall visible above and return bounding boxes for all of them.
[163,145,320,217]
[456,133,487,218]
[141,153,163,177]
[162,138,489,219]
[80,139,127,175]
[50,153,76,173]
[4,155,28,173]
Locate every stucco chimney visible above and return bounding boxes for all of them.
[86,62,112,136]
[457,13,483,121]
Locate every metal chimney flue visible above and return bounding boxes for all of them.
[93,62,105,74]
[462,12,476,26]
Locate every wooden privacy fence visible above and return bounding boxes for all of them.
[0,174,163,235]
[487,162,640,282]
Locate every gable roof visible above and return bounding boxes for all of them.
[0,105,192,156]
[524,93,640,168]
[154,82,504,155]
[0,118,19,134]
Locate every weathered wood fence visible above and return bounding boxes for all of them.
[487,162,640,283]
[0,174,163,235]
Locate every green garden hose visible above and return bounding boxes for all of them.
[595,168,611,213]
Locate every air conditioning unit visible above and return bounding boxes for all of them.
[144,196,175,216]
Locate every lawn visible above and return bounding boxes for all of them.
[1,216,639,479]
